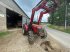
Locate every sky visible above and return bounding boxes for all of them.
[14,0,50,22]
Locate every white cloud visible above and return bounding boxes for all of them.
[42,14,50,22]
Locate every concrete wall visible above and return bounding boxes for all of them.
[0,4,6,31]
[0,0,29,31]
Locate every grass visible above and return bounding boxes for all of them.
[48,24,70,34]
[0,31,10,37]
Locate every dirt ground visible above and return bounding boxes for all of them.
[0,29,69,52]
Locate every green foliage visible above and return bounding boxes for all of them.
[48,0,66,26]
[0,31,9,37]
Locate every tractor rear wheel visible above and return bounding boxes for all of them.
[23,30,28,35]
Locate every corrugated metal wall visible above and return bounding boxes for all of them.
[0,0,25,15]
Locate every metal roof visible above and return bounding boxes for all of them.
[13,0,30,19]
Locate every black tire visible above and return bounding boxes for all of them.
[23,24,28,36]
[23,31,26,35]
[41,34,47,39]
[28,31,34,44]
[40,29,47,39]
[23,30,28,36]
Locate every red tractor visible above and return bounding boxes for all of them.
[23,0,58,44]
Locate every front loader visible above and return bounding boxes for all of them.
[23,0,58,44]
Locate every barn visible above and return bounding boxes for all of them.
[0,0,30,31]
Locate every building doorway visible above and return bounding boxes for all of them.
[6,8,22,29]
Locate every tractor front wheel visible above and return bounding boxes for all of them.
[28,31,35,44]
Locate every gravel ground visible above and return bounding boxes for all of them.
[0,29,69,52]
[0,29,46,52]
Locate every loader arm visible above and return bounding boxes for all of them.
[30,0,58,25]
